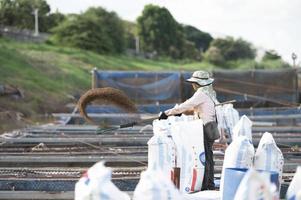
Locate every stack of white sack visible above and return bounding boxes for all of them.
[215,104,239,141]
[232,115,253,142]
[233,168,277,200]
[254,132,284,193]
[133,168,183,200]
[220,115,285,200]
[170,118,205,193]
[147,115,194,178]
[149,115,205,193]
[220,136,255,200]
[148,119,176,178]
[74,161,130,200]
[220,115,255,200]
[286,166,301,200]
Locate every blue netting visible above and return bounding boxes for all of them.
[213,69,299,106]
[238,107,301,116]
[86,104,174,114]
[93,69,298,108]
[96,71,183,103]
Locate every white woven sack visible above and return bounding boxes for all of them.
[223,104,240,139]
[216,104,239,142]
[215,105,226,134]
[171,119,205,193]
[254,132,284,189]
[233,168,274,200]
[222,136,255,170]
[148,119,176,178]
[74,162,130,200]
[232,115,253,142]
[220,136,255,198]
[133,169,182,200]
[287,166,301,200]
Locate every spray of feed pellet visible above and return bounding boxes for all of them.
[77,88,137,123]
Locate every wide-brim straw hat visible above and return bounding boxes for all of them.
[186,70,214,86]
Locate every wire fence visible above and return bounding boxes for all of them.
[0,25,49,43]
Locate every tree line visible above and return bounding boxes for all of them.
[0,0,287,67]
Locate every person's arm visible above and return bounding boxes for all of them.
[165,90,205,116]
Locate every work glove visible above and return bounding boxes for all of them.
[158,112,168,120]
[174,113,182,117]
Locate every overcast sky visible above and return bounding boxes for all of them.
[47,0,301,64]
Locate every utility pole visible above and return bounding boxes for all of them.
[33,9,39,36]
[292,53,297,68]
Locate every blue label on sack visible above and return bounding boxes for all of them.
[185,187,190,192]
[199,152,206,166]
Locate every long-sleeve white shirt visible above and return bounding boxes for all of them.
[165,88,216,124]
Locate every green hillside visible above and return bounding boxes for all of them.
[0,38,215,131]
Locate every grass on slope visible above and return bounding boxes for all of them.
[0,38,288,132]
[0,38,213,126]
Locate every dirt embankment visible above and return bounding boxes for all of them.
[0,110,27,132]
[0,91,73,134]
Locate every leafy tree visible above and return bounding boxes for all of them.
[44,11,65,31]
[259,50,289,68]
[123,20,137,50]
[262,50,281,60]
[0,0,53,32]
[0,0,16,25]
[183,25,213,52]
[204,46,225,65]
[137,4,185,57]
[209,37,256,61]
[181,40,200,60]
[51,7,125,54]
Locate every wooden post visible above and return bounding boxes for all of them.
[180,72,184,102]
[294,68,299,104]
[91,67,97,89]
[172,167,181,189]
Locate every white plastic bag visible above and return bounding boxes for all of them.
[215,105,225,135]
[148,119,176,179]
[215,105,227,142]
[254,132,284,190]
[232,115,252,142]
[220,136,254,198]
[233,168,274,200]
[74,162,130,200]
[287,166,301,200]
[133,169,182,200]
[216,104,239,141]
[222,136,254,171]
[171,119,205,193]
